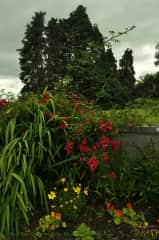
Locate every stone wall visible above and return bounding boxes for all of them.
[119,125,159,155]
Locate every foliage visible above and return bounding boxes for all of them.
[18,12,46,94]
[105,202,159,240]
[0,90,121,238]
[72,223,96,240]
[35,211,66,238]
[136,72,159,98]
[18,5,135,108]
[119,48,136,102]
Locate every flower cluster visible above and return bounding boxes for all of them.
[105,201,159,239]
[98,119,112,132]
[105,201,147,227]
[48,179,88,221]
[36,211,66,238]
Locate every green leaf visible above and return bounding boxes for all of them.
[114,217,121,225]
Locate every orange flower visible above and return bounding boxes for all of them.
[55,213,62,220]
[126,202,132,209]
[50,211,55,217]
[104,203,114,212]
[116,210,123,217]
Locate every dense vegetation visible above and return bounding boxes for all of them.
[1,4,159,240]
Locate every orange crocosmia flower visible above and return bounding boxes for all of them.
[55,213,62,220]
[116,210,123,217]
[126,202,132,209]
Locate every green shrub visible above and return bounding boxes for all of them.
[0,91,121,238]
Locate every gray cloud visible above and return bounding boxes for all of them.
[0,0,159,94]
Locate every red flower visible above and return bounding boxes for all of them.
[98,119,104,125]
[111,140,121,151]
[126,202,132,209]
[39,92,49,105]
[92,145,97,151]
[79,144,90,153]
[0,99,7,106]
[61,117,70,129]
[87,157,99,172]
[61,120,67,129]
[103,152,109,162]
[81,139,87,145]
[104,203,114,212]
[98,136,110,149]
[64,141,74,156]
[104,203,111,210]
[116,210,123,217]
[98,119,112,132]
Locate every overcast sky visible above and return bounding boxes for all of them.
[0,0,159,95]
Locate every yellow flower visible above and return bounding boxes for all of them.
[144,222,149,227]
[48,191,56,200]
[73,186,81,195]
[73,205,77,210]
[60,204,64,208]
[51,205,56,209]
[84,188,88,196]
[70,199,73,203]
[60,177,66,184]
[64,187,68,192]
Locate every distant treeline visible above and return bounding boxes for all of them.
[18,5,159,108]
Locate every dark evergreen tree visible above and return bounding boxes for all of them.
[18,12,46,94]
[45,18,68,90]
[154,44,159,66]
[96,48,126,108]
[103,48,117,75]
[65,5,105,99]
[119,48,136,101]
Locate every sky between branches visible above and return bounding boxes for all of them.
[0,0,159,95]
